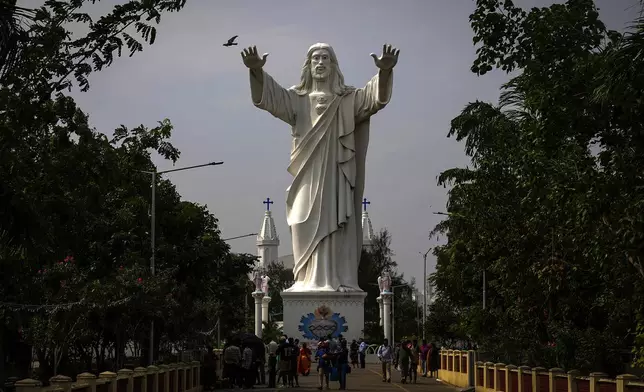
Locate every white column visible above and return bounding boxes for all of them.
[382,292,393,343]
[262,296,271,325]
[252,291,265,338]
[377,296,383,326]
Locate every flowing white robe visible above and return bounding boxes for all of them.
[251,70,393,292]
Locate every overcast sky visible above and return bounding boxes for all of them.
[23,0,638,288]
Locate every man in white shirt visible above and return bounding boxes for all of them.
[223,341,242,388]
[376,338,393,383]
[358,339,368,369]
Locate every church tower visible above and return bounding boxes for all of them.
[256,197,280,269]
[361,197,375,249]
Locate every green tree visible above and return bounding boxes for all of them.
[593,0,644,367]
[264,261,294,321]
[425,297,463,347]
[262,321,283,344]
[0,0,34,80]
[358,229,419,342]
[0,0,257,383]
[431,0,644,373]
[218,253,257,337]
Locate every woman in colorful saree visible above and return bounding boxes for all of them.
[298,342,312,376]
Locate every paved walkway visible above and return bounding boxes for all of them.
[225,364,460,391]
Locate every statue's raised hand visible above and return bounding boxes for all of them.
[241,46,269,70]
[370,44,400,70]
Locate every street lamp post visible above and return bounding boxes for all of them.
[141,161,223,365]
[411,289,421,338]
[420,248,432,341]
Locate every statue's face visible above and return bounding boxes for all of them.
[310,48,331,80]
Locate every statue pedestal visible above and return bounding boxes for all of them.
[281,291,367,344]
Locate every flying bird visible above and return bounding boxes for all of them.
[223,35,238,47]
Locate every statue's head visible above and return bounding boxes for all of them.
[310,46,332,81]
[292,43,354,96]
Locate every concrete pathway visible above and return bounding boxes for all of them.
[222,364,461,391]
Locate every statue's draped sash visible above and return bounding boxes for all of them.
[253,71,391,292]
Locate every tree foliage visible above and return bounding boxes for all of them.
[0,0,35,80]
[263,261,294,321]
[0,0,255,384]
[431,0,644,374]
[359,229,420,342]
[261,321,283,345]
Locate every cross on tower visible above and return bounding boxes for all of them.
[362,197,371,212]
[263,197,274,211]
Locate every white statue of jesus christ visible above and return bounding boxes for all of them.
[242,43,399,293]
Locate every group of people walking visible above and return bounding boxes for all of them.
[219,334,358,389]
[272,336,312,388]
[349,338,369,369]
[312,335,358,390]
[219,338,266,389]
[376,338,440,384]
[213,335,438,389]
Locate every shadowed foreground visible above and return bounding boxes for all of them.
[222,363,461,391]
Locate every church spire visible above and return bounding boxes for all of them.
[257,197,280,268]
[361,197,375,249]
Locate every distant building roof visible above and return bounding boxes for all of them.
[278,254,294,269]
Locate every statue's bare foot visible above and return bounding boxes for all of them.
[337,285,361,293]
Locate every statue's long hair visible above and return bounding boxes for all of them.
[291,43,355,96]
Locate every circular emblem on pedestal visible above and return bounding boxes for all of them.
[298,305,347,340]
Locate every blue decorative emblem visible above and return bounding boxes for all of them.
[298,305,347,340]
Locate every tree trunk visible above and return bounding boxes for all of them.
[53,347,60,376]
[36,348,52,383]
[97,342,107,372]
[15,342,31,380]
[115,331,126,370]
[0,325,5,385]
[154,321,160,364]
[140,334,148,367]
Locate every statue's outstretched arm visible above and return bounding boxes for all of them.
[370,44,400,103]
[242,46,296,126]
[353,45,399,122]
[241,46,269,103]
[249,68,264,105]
